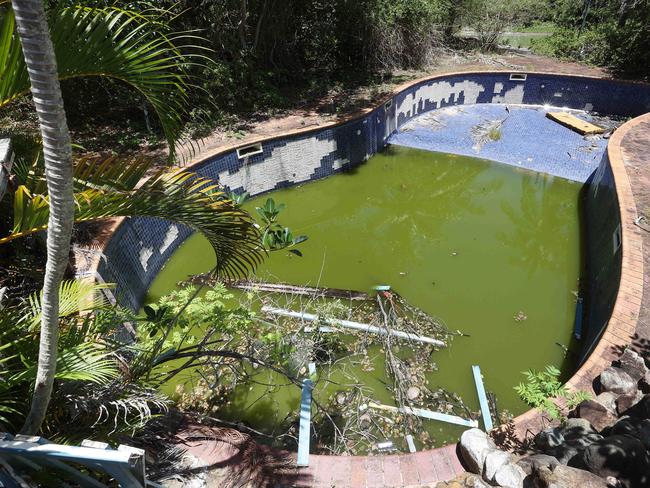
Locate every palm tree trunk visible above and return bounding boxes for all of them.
[11,0,75,435]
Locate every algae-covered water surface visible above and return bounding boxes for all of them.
[147,146,582,450]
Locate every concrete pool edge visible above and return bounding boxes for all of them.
[75,73,649,486]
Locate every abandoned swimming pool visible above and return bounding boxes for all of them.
[94,71,650,457]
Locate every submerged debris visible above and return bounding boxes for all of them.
[173,282,473,456]
[513,310,528,322]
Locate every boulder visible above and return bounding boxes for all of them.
[531,463,609,488]
[493,462,526,488]
[483,449,511,482]
[608,417,650,450]
[596,392,619,413]
[577,434,650,487]
[534,427,564,452]
[618,349,649,382]
[576,399,619,432]
[533,419,601,465]
[616,391,643,415]
[626,394,650,419]
[639,419,650,449]
[608,416,642,437]
[599,367,637,396]
[459,428,497,474]
[517,454,560,475]
[561,418,602,448]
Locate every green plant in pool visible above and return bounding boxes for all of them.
[514,365,591,420]
[488,126,502,141]
[227,190,250,206]
[256,198,308,255]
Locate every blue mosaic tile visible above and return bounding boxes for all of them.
[389,104,608,182]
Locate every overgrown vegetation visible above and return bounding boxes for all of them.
[530,0,650,78]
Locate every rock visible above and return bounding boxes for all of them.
[459,428,497,474]
[608,416,642,437]
[406,386,420,400]
[626,394,650,419]
[534,427,564,451]
[618,349,649,382]
[596,392,619,412]
[531,463,609,487]
[577,434,650,487]
[561,418,602,448]
[534,420,601,465]
[359,413,372,429]
[551,445,581,465]
[577,399,618,432]
[639,419,650,449]
[608,417,650,449]
[517,454,560,475]
[599,367,637,396]
[605,476,623,488]
[336,392,347,405]
[435,473,490,488]
[616,391,643,415]
[483,449,511,482]
[493,462,526,488]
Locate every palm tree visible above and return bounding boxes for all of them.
[3,0,270,435]
[10,0,75,435]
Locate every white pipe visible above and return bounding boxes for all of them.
[262,306,445,347]
[367,402,478,428]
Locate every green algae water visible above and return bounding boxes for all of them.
[147,146,582,448]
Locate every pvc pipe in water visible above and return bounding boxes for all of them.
[262,306,445,347]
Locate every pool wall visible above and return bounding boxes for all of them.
[580,154,623,363]
[94,71,650,362]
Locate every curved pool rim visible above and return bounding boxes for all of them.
[81,71,648,481]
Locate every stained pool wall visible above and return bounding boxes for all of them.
[580,154,623,363]
[96,72,650,361]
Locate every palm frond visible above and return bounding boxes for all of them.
[2,158,264,278]
[26,279,112,330]
[12,342,118,385]
[0,5,210,158]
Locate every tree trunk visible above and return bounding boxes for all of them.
[11,0,75,435]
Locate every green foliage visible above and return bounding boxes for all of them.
[256,198,308,255]
[0,280,121,429]
[514,365,591,420]
[0,3,211,159]
[133,284,256,386]
[531,0,650,77]
[3,155,264,279]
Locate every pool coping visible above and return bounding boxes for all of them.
[77,71,648,487]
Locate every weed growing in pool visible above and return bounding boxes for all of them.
[488,126,502,141]
[514,365,591,420]
[255,198,308,255]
